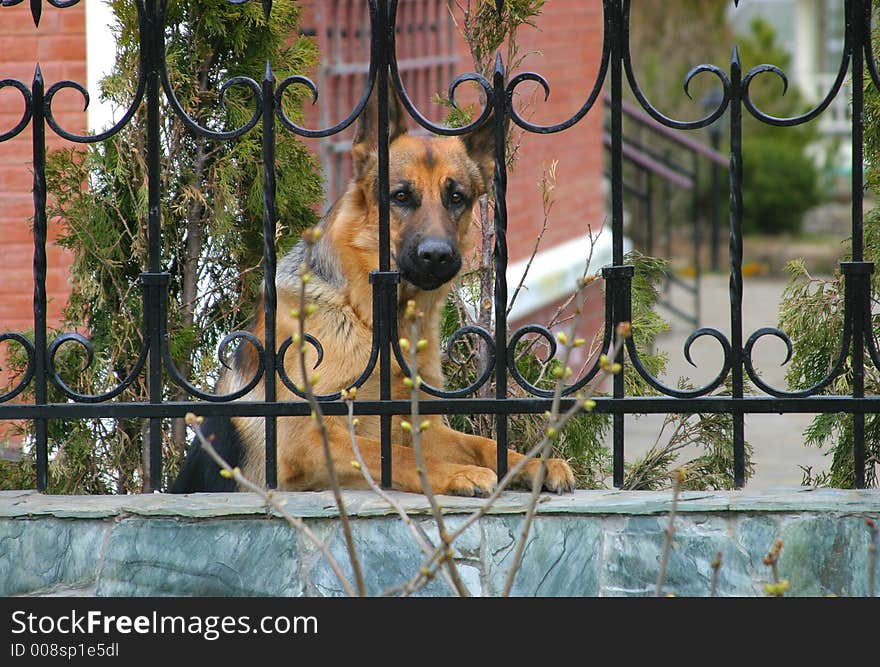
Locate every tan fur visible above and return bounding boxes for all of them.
[221,88,574,496]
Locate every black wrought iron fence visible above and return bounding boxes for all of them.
[1,0,877,492]
[604,92,728,328]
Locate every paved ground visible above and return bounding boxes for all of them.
[618,272,831,490]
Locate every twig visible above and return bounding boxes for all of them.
[397,345,626,598]
[623,415,690,491]
[400,300,471,597]
[514,222,602,365]
[502,272,616,597]
[500,230,609,595]
[867,518,877,598]
[655,467,685,597]
[506,160,556,317]
[341,393,460,596]
[762,539,789,596]
[184,413,356,598]
[295,228,366,597]
[710,551,722,597]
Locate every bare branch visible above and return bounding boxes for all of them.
[400,301,471,597]
[296,230,367,597]
[655,467,685,597]
[184,414,356,598]
[341,395,460,596]
[502,271,625,596]
[507,160,556,317]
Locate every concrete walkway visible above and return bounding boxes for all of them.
[620,272,831,490]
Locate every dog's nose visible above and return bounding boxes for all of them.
[401,236,462,289]
[416,238,459,277]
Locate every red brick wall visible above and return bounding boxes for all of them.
[0,1,605,392]
[453,0,606,265]
[0,4,85,336]
[297,0,605,265]
[449,1,606,346]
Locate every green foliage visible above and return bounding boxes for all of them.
[621,253,751,490]
[1,0,322,493]
[630,12,826,239]
[775,1,880,489]
[624,376,753,491]
[626,0,731,120]
[737,18,813,132]
[741,137,820,234]
[457,0,546,78]
[737,18,822,235]
[778,216,880,488]
[624,252,669,394]
[440,250,747,490]
[867,1,880,192]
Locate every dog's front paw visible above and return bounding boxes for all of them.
[520,458,575,494]
[438,464,497,497]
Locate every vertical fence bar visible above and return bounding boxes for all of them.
[664,151,672,261]
[492,54,509,478]
[850,0,867,488]
[842,262,872,488]
[728,47,745,488]
[31,65,48,491]
[645,171,653,256]
[377,0,394,488]
[262,60,278,489]
[709,133,721,273]
[609,0,626,487]
[691,152,701,326]
[663,152,673,302]
[610,1,624,269]
[144,0,163,492]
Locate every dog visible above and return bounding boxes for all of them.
[170,83,575,496]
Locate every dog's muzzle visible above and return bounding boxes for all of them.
[399,236,462,291]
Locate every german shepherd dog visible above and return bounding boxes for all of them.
[171,85,575,496]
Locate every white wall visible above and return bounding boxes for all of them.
[85,0,118,133]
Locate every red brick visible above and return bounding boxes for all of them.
[57,6,85,32]
[0,34,38,55]
[36,10,61,32]
[59,60,86,82]
[0,291,32,319]
[0,255,31,273]
[0,166,33,191]
[0,101,30,119]
[0,221,35,245]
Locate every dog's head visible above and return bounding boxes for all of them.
[350,83,495,291]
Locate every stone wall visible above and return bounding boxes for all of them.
[2,488,878,597]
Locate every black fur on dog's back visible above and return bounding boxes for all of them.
[169,416,243,493]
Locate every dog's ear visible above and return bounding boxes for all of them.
[352,80,408,176]
[462,118,497,196]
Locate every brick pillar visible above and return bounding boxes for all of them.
[1,4,87,452]
[450,1,607,353]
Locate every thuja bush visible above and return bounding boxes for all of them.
[739,19,822,236]
[779,215,880,489]
[775,0,880,489]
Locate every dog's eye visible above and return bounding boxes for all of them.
[449,192,464,205]
[393,190,410,204]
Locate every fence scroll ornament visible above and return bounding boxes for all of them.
[0,0,877,491]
